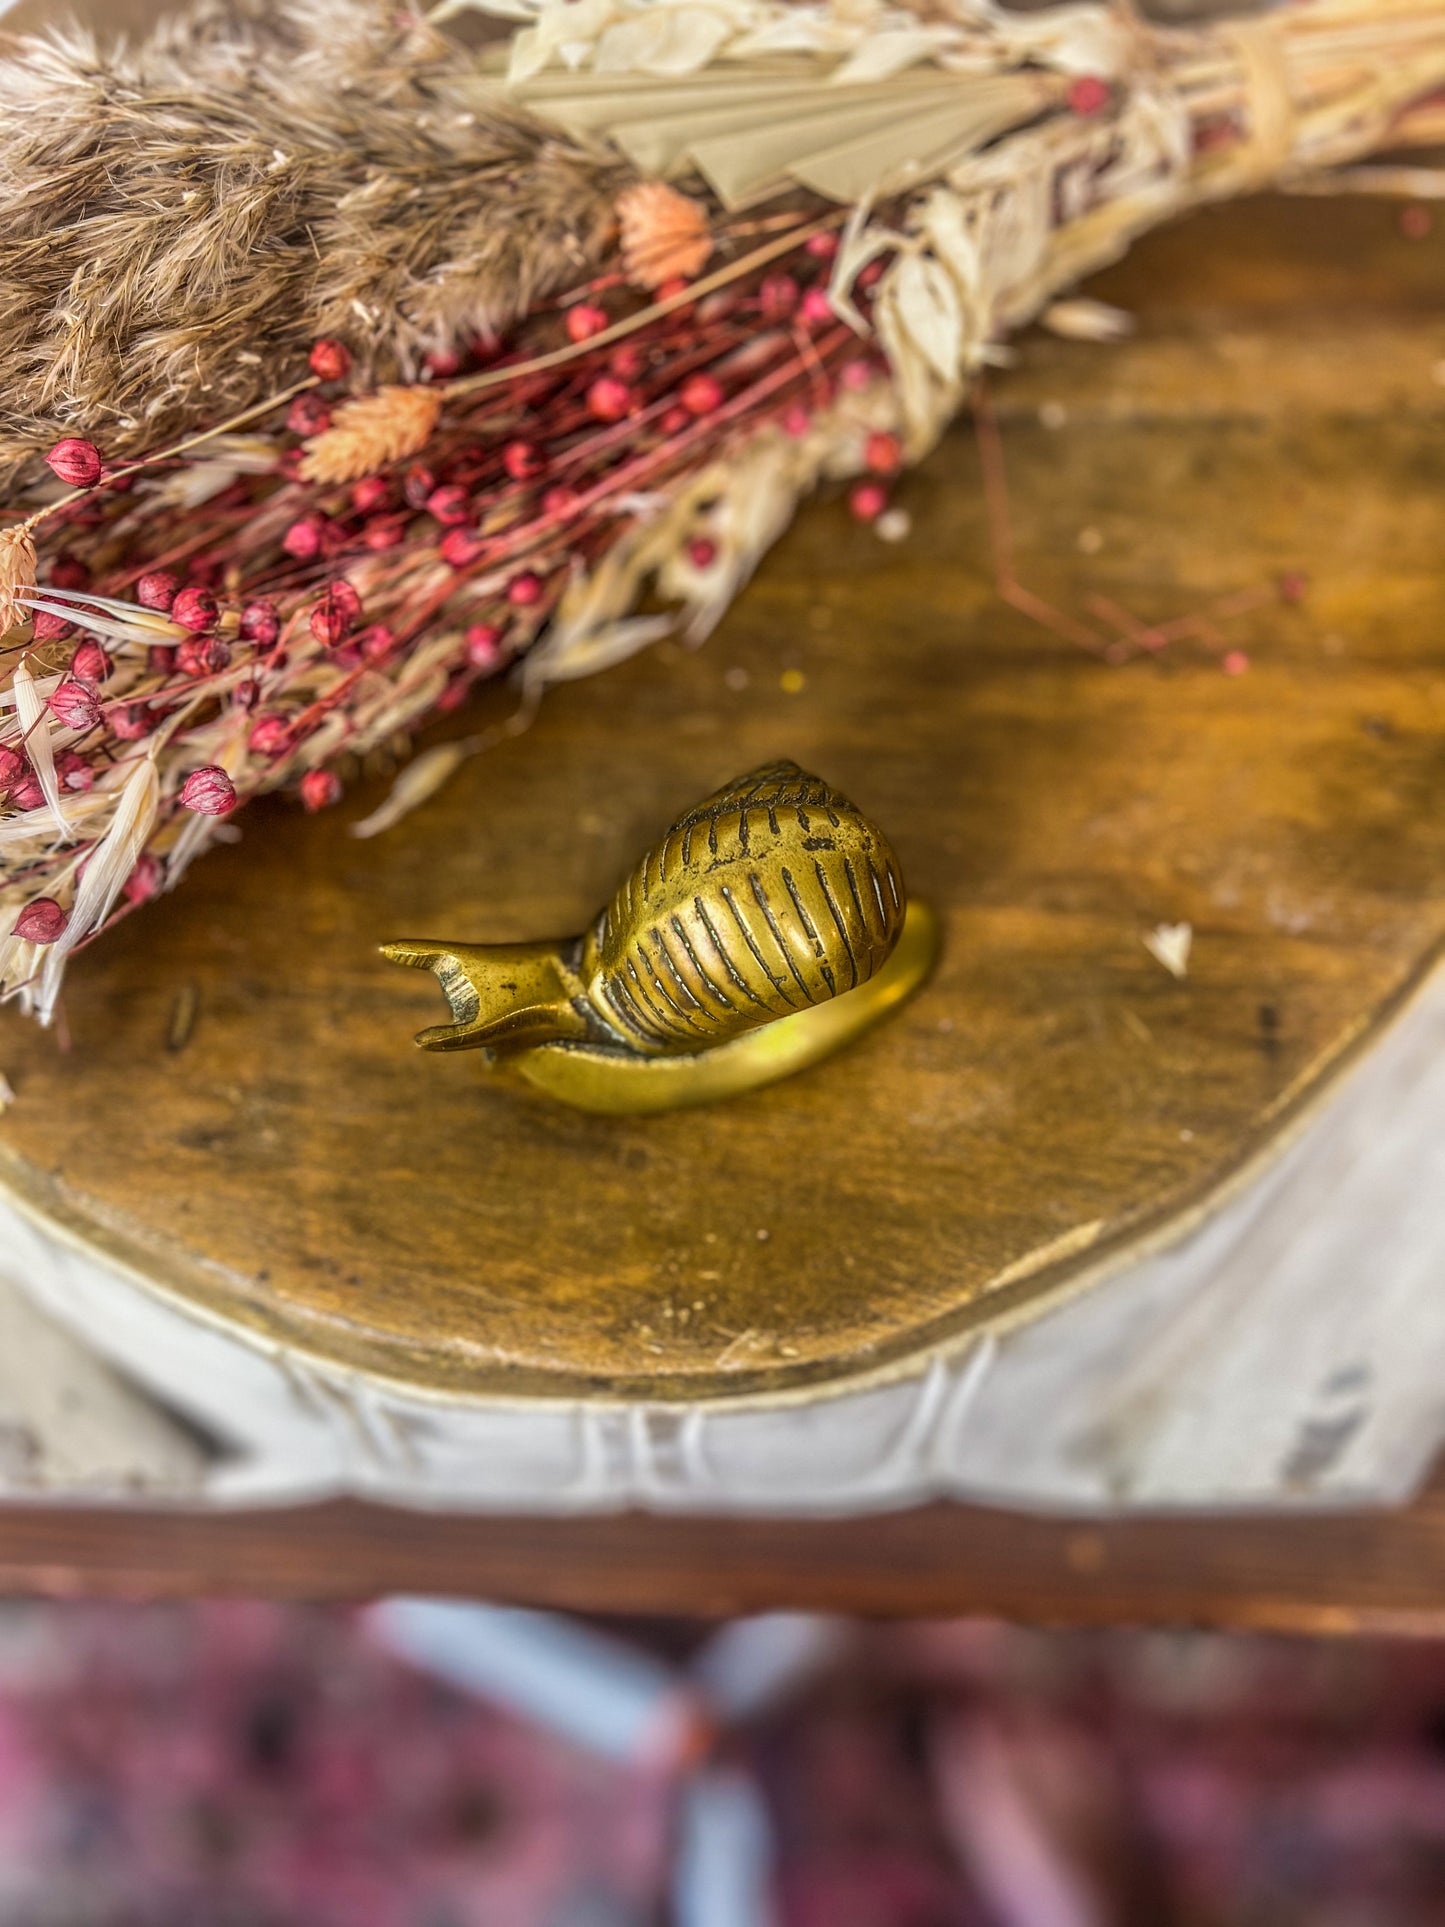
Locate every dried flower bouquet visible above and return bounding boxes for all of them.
[1,0,1442,1020]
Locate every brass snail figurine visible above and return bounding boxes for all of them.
[382,760,938,1114]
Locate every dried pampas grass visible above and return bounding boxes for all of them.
[0,0,628,496]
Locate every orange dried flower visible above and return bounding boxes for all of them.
[298,385,442,486]
[0,524,37,635]
[616,182,713,292]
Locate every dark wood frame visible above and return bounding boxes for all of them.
[4,1465,1445,1631]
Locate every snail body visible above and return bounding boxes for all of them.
[382,760,930,1110]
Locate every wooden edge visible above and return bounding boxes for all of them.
[3,1473,1445,1630]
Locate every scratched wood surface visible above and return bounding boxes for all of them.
[0,189,1443,1401]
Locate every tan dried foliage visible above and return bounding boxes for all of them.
[617,181,714,290]
[299,386,443,485]
[0,0,630,497]
[0,524,36,636]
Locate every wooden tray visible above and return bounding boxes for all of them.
[2,190,1443,1404]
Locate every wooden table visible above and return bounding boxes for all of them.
[3,1472,1445,1633]
[4,11,1443,1590]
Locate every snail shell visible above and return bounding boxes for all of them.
[581,760,905,1056]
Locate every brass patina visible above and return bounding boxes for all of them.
[381,760,938,1113]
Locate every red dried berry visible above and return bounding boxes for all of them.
[50,557,91,591]
[177,634,232,678]
[309,578,363,647]
[805,231,840,260]
[30,611,74,643]
[660,405,691,436]
[308,338,351,381]
[1401,203,1433,242]
[608,345,646,381]
[56,750,93,793]
[179,766,236,815]
[48,679,103,732]
[841,357,874,390]
[0,745,27,788]
[10,776,45,812]
[248,716,291,756]
[681,373,724,418]
[759,274,800,319]
[782,403,811,437]
[282,517,325,561]
[45,438,103,488]
[849,480,888,522]
[14,898,67,944]
[503,440,543,481]
[565,303,609,344]
[123,854,163,905]
[70,640,109,687]
[425,484,471,527]
[465,622,503,668]
[336,580,365,626]
[357,623,396,663]
[403,466,437,511]
[363,515,408,552]
[686,536,718,570]
[437,675,470,714]
[440,527,484,569]
[541,484,579,517]
[587,376,632,424]
[136,570,180,611]
[424,348,462,378]
[350,477,390,515]
[800,288,834,327]
[171,585,219,633]
[286,393,333,437]
[865,431,903,476]
[110,704,155,743]
[1067,75,1111,116]
[507,571,545,609]
[300,769,342,813]
[240,599,281,646]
